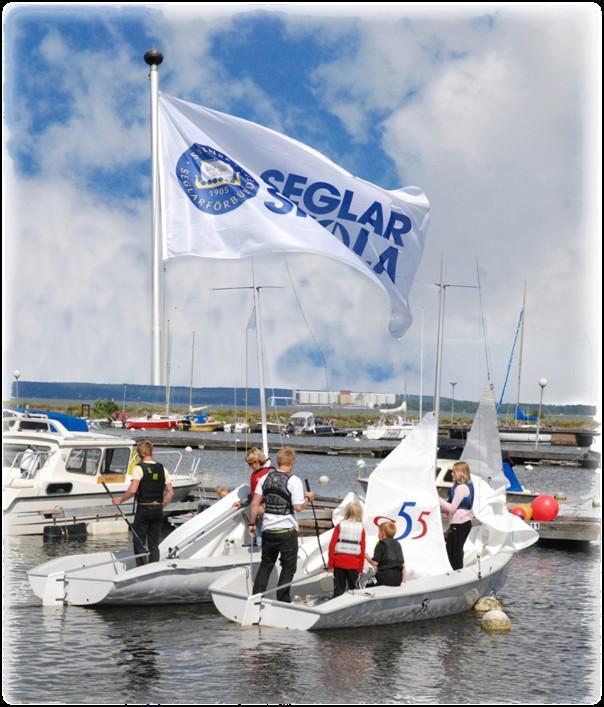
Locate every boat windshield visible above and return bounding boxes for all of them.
[3,444,52,474]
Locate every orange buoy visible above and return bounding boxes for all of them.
[517,503,533,521]
[531,495,559,521]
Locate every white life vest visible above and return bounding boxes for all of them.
[334,521,363,556]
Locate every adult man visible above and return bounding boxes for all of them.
[248,447,314,602]
[112,440,174,565]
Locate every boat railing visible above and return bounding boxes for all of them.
[7,449,52,480]
[154,451,201,478]
[165,504,246,559]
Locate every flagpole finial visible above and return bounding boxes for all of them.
[144,48,164,66]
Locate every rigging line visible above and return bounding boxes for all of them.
[282,255,330,393]
[475,260,492,384]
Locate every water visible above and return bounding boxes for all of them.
[2,445,601,705]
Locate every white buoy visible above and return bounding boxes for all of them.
[356,459,366,469]
[185,446,192,453]
[480,608,511,632]
[524,464,534,471]
[318,475,330,485]
[473,596,503,614]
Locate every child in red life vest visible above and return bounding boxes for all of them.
[328,501,366,597]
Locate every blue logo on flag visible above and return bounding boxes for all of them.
[176,144,259,214]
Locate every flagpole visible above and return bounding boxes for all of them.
[145,48,164,386]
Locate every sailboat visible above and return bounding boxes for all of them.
[209,382,538,631]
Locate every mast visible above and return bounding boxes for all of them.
[251,266,269,457]
[515,282,527,421]
[189,331,196,412]
[144,48,164,386]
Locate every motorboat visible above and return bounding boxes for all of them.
[124,413,186,429]
[209,383,538,631]
[222,421,250,434]
[3,418,200,536]
[285,411,336,436]
[363,413,415,440]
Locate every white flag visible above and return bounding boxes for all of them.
[158,93,430,337]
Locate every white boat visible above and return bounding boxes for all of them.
[27,486,353,606]
[209,383,539,631]
[363,413,415,440]
[27,486,259,605]
[3,419,199,536]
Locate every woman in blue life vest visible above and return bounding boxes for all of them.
[439,461,474,570]
[112,440,174,566]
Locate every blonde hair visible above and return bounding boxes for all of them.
[276,447,295,468]
[343,502,363,523]
[379,520,397,539]
[245,447,268,465]
[452,461,471,483]
[216,485,230,498]
[137,440,153,458]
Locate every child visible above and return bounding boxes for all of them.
[365,520,405,586]
[328,502,366,597]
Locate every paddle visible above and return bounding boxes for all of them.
[101,481,146,551]
[304,479,327,570]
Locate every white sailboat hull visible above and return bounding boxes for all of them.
[210,550,513,631]
[28,550,262,606]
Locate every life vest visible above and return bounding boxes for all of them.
[136,461,166,504]
[262,470,293,515]
[334,521,364,556]
[250,462,273,496]
[447,481,474,510]
[377,537,404,570]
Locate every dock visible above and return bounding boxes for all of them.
[134,432,600,468]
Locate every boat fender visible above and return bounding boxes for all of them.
[480,609,511,632]
[531,495,559,521]
[43,522,88,542]
[473,596,503,614]
[319,475,330,485]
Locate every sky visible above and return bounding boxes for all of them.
[3,3,601,409]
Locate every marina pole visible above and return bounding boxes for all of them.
[534,378,548,449]
[145,48,164,386]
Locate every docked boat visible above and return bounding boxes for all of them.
[124,413,186,429]
[285,411,336,436]
[363,413,415,441]
[3,418,199,536]
[209,383,538,631]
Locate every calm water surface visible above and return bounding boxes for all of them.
[2,444,601,705]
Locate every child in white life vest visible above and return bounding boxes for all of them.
[328,502,366,597]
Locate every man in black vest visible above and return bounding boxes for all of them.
[113,440,174,565]
[248,447,314,602]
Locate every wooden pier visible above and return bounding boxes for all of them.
[135,432,600,468]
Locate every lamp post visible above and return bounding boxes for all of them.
[450,381,457,424]
[13,370,21,408]
[534,378,548,449]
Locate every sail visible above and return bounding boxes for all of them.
[462,382,539,557]
[364,412,451,577]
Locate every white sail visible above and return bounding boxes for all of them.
[364,412,451,577]
[462,382,539,557]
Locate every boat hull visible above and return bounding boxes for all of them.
[210,551,513,631]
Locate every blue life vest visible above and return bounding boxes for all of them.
[447,481,474,510]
